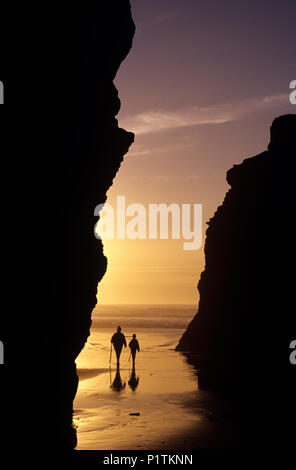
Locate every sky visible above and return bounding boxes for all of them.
[97,0,296,305]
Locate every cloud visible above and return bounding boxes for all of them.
[154,12,180,24]
[134,11,180,38]
[128,140,194,159]
[128,149,152,157]
[119,93,288,135]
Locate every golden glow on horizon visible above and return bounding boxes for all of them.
[97,236,204,305]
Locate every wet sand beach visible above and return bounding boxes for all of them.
[73,306,231,450]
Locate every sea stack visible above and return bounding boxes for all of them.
[177,115,296,421]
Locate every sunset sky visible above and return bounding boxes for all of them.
[97,0,295,305]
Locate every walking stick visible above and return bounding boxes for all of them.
[109,343,112,364]
[128,350,131,362]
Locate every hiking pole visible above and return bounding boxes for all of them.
[128,351,131,362]
[109,343,112,364]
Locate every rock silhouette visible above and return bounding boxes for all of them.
[177,115,296,428]
[30,1,135,449]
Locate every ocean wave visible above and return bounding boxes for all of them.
[91,317,191,329]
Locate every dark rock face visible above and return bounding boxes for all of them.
[177,115,296,423]
[33,2,136,449]
[1,1,135,452]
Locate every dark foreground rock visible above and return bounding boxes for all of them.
[7,1,136,450]
[177,115,296,428]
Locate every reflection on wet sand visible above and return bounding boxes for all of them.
[74,328,206,450]
[110,366,126,392]
[128,366,140,391]
[109,365,140,392]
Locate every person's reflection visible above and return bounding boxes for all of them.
[111,366,126,392]
[128,365,140,391]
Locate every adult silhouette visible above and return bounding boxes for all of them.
[111,326,127,366]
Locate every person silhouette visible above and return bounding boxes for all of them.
[129,334,140,365]
[111,326,127,366]
[128,365,139,391]
[111,365,126,392]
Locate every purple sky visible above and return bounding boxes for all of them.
[118,0,296,111]
[99,0,296,305]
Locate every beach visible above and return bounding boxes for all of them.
[73,305,228,450]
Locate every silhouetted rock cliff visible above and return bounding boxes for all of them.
[1,1,135,453]
[177,115,296,423]
[33,2,135,449]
